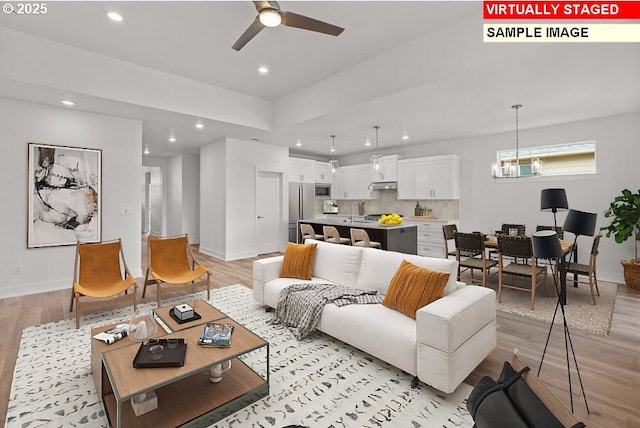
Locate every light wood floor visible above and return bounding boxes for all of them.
[1,243,639,428]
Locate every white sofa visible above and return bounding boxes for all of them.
[253,239,496,393]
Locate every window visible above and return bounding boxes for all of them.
[494,141,596,177]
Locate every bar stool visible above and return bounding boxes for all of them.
[350,228,381,248]
[323,226,350,244]
[300,224,324,242]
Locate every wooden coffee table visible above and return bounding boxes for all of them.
[94,302,269,427]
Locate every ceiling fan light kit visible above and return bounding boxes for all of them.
[232,1,345,51]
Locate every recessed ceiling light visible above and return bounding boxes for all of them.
[195,122,204,129]
[143,146,150,155]
[295,140,302,147]
[258,66,269,74]
[402,134,409,141]
[107,12,123,22]
[168,135,176,143]
[61,100,75,106]
[364,138,371,147]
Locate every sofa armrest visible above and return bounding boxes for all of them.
[253,255,284,304]
[417,285,496,353]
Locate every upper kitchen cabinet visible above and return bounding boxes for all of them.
[397,155,460,200]
[314,161,332,184]
[288,157,315,183]
[334,165,378,200]
[371,155,401,183]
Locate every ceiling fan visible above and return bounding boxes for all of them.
[232,1,345,51]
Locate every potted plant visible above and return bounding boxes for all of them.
[601,188,640,290]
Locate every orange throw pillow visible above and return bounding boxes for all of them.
[280,242,318,280]
[382,259,450,319]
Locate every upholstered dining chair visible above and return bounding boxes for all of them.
[300,223,324,242]
[442,224,458,259]
[70,239,137,329]
[350,228,382,248]
[143,234,211,307]
[566,233,602,305]
[497,235,547,311]
[323,226,350,244]
[455,232,498,287]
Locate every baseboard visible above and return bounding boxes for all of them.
[0,278,69,299]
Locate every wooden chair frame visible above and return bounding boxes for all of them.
[143,234,210,307]
[498,235,547,311]
[323,226,350,244]
[350,228,381,248]
[442,224,458,259]
[566,233,602,305]
[70,239,137,329]
[300,223,324,242]
[455,232,498,287]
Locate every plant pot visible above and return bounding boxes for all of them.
[621,259,640,290]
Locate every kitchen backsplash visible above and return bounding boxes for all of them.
[314,190,459,220]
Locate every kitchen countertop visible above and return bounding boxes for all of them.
[300,217,417,230]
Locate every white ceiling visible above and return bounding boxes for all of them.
[1,1,639,159]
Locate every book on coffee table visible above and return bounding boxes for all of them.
[198,322,234,347]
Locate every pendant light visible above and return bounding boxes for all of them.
[492,104,541,178]
[329,135,339,174]
[371,125,384,175]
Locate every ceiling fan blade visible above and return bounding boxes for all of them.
[232,17,265,51]
[280,11,344,36]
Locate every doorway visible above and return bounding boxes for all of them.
[255,170,283,255]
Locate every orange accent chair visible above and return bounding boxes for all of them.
[70,239,137,329]
[143,234,211,307]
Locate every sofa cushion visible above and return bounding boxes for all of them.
[382,260,449,319]
[280,242,317,280]
[306,239,362,288]
[356,247,459,296]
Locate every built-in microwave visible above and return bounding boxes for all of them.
[315,183,331,198]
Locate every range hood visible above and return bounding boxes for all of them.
[368,181,397,190]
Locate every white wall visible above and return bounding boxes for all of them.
[340,112,640,283]
[181,154,200,243]
[142,158,168,236]
[200,138,288,261]
[0,98,142,298]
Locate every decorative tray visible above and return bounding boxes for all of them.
[169,308,202,324]
[133,338,187,368]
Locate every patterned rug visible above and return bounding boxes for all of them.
[6,285,474,428]
[462,271,618,336]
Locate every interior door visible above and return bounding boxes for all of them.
[256,170,282,254]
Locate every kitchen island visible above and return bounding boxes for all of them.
[298,217,417,255]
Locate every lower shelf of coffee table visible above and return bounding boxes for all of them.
[103,358,268,427]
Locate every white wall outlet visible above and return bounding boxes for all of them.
[120,207,131,215]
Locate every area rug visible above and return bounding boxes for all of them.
[6,284,474,428]
[483,276,618,336]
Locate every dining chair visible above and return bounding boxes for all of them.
[143,234,211,307]
[323,226,350,244]
[497,235,547,311]
[536,225,564,239]
[566,233,602,305]
[300,223,324,242]
[70,239,137,329]
[454,232,498,287]
[350,228,381,248]
[442,224,458,259]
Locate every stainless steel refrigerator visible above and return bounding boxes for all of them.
[289,182,315,242]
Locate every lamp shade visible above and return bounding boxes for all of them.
[563,209,597,237]
[541,188,568,212]
[532,230,563,259]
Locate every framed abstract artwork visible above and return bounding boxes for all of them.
[27,143,102,248]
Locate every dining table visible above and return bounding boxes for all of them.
[483,234,576,305]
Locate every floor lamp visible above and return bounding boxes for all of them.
[532,230,590,414]
[541,188,569,230]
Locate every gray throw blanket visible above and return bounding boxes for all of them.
[271,283,383,340]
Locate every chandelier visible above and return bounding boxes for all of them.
[492,104,541,178]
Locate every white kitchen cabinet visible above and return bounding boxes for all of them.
[334,164,378,200]
[397,155,460,200]
[371,154,401,183]
[288,157,315,183]
[404,219,458,258]
[314,161,332,184]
